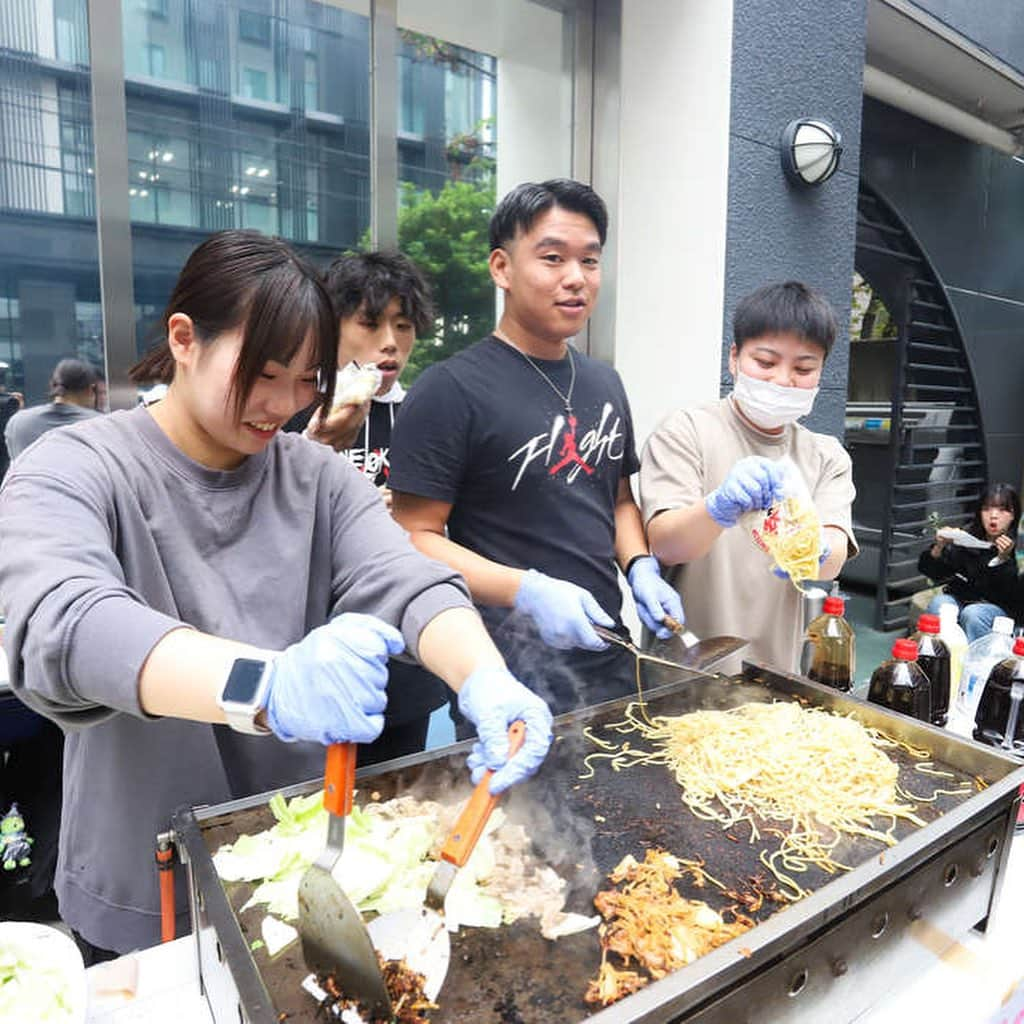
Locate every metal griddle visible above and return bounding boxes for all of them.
[172,660,1024,1024]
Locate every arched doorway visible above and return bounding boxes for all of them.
[844,183,987,631]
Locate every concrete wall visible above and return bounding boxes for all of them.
[720,0,869,439]
[912,0,1024,73]
[608,0,735,449]
[859,95,1024,486]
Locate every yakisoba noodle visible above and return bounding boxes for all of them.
[752,495,821,588]
[583,700,972,899]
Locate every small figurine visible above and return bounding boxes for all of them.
[1,803,33,871]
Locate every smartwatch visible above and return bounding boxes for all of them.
[218,657,273,735]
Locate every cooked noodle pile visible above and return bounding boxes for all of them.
[583,701,972,899]
[754,496,821,587]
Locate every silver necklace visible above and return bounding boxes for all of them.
[509,343,576,415]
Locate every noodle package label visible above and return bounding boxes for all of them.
[743,457,822,586]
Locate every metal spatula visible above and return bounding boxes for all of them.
[368,721,526,998]
[655,615,749,674]
[298,743,390,1016]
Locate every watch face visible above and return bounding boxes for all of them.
[223,658,267,704]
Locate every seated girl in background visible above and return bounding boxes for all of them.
[918,482,1020,642]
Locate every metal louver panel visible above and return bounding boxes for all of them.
[853,184,986,631]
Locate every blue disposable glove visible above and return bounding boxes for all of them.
[457,667,554,794]
[627,555,685,639]
[263,613,404,745]
[513,569,613,651]
[705,456,786,529]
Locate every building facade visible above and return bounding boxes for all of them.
[1,0,1021,625]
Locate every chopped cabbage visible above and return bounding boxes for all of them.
[0,938,76,1022]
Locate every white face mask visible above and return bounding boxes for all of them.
[732,370,818,429]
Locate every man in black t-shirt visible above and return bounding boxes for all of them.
[389,179,684,718]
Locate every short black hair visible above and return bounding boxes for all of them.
[323,250,434,338]
[49,357,98,397]
[489,179,608,251]
[733,281,837,356]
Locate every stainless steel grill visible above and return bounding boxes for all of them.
[172,660,1024,1024]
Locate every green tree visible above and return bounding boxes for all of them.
[398,173,496,383]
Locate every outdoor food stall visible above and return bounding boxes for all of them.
[169,658,1024,1024]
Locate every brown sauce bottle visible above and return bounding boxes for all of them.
[912,613,951,727]
[868,638,931,723]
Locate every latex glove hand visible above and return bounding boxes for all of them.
[513,569,613,651]
[263,613,404,744]
[705,456,786,529]
[457,667,554,794]
[627,555,684,639]
[772,530,832,581]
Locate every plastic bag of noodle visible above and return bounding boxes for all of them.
[742,456,822,586]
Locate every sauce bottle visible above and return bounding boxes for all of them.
[973,637,1024,754]
[868,638,931,723]
[912,613,951,727]
[803,595,855,691]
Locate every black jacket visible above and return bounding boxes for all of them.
[918,540,1020,616]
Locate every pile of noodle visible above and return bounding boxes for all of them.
[752,495,821,587]
[584,701,971,899]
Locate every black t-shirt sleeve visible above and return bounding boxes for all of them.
[388,365,471,504]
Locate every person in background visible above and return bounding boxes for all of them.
[0,357,101,922]
[640,281,858,673]
[388,179,684,725]
[0,230,552,963]
[5,357,102,462]
[918,483,1020,642]
[290,250,433,511]
[0,362,24,481]
[295,250,446,763]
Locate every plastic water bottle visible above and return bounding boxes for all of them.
[937,603,968,701]
[955,615,1015,720]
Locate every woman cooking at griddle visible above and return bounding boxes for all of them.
[0,231,552,964]
[917,482,1021,642]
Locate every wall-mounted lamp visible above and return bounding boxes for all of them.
[780,118,843,186]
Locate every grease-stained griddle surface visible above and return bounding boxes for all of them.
[199,673,979,1023]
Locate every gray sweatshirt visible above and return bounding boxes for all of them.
[0,406,471,952]
[4,401,100,462]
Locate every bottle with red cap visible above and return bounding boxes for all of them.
[867,638,932,722]
[973,636,1024,754]
[802,594,855,691]
[912,613,951,727]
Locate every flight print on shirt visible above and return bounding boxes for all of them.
[507,402,626,491]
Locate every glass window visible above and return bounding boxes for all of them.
[239,11,272,47]
[145,43,166,77]
[304,54,319,111]
[0,12,103,410]
[241,67,269,100]
[55,0,90,64]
